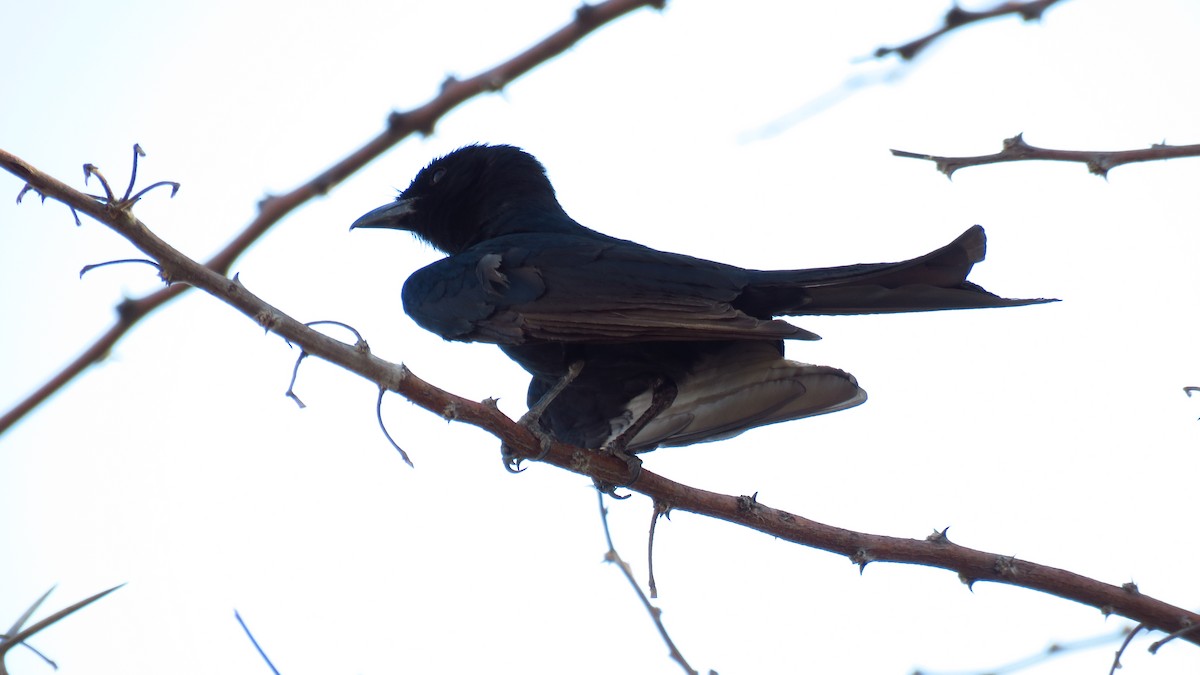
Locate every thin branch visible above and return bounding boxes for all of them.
[234,611,282,675]
[0,0,664,438]
[875,0,1067,60]
[5,149,1200,649]
[892,133,1200,178]
[598,493,696,675]
[1109,624,1146,675]
[0,584,124,673]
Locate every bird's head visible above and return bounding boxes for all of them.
[351,144,565,254]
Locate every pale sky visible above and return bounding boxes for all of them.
[3,1,1200,673]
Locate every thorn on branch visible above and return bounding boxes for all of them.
[16,183,42,205]
[851,547,874,574]
[927,526,951,544]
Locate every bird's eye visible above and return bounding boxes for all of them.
[430,168,447,185]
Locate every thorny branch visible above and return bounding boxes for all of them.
[892,133,1200,178]
[3,148,1200,650]
[0,0,664,437]
[875,0,1068,60]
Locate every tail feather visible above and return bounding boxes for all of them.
[738,225,1054,316]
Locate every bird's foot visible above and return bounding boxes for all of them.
[592,447,642,499]
[501,361,584,472]
[501,422,556,473]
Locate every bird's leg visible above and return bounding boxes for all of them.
[595,378,678,496]
[502,360,585,473]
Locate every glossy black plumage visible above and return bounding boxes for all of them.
[353,144,1051,452]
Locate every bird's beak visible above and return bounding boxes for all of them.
[349,198,418,231]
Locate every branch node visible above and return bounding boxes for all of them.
[994,555,1019,578]
[1122,581,1140,595]
[959,573,977,591]
[570,448,591,472]
[850,547,874,574]
[254,309,281,334]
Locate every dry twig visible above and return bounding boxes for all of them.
[875,0,1067,60]
[892,133,1200,178]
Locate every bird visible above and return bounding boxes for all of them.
[352,144,1051,462]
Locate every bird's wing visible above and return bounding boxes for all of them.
[401,234,817,344]
[624,342,867,451]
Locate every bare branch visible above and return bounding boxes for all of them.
[234,611,282,675]
[875,0,1068,61]
[0,0,664,438]
[0,584,124,671]
[892,133,1200,178]
[5,148,1200,649]
[597,493,696,675]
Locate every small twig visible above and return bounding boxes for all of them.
[15,183,42,204]
[597,493,697,675]
[305,320,369,351]
[892,133,1200,178]
[875,0,1067,60]
[647,500,671,599]
[82,163,115,202]
[1148,621,1200,654]
[0,586,59,670]
[282,321,370,409]
[1109,623,1146,675]
[234,611,282,675]
[285,352,309,409]
[0,584,124,671]
[79,258,162,279]
[121,143,146,202]
[376,386,414,467]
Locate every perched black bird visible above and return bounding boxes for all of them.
[353,144,1049,455]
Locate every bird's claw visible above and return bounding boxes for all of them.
[500,417,555,473]
[592,448,642,498]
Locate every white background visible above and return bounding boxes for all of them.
[3,1,1200,673]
